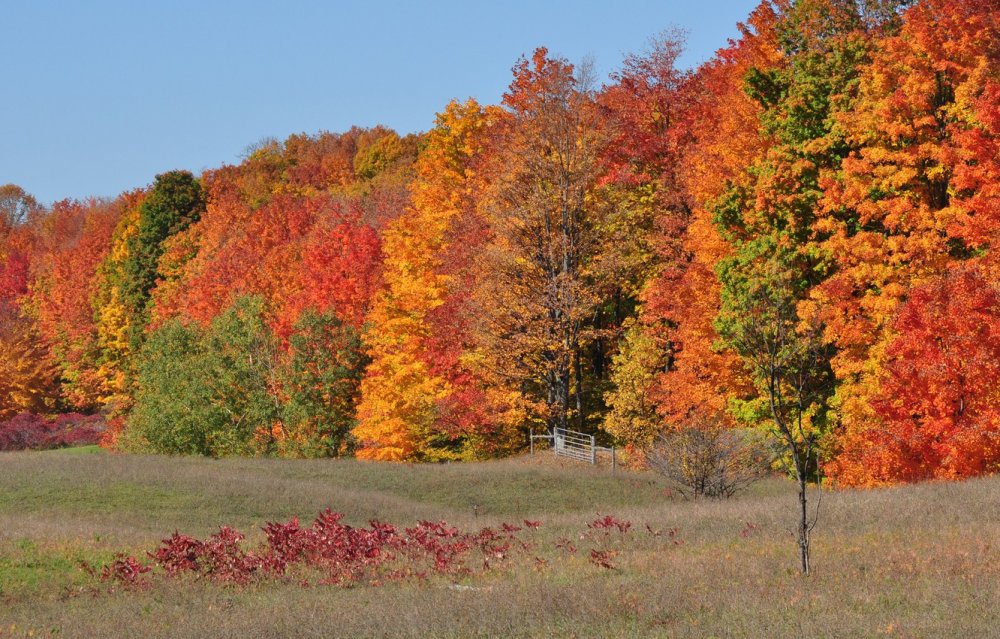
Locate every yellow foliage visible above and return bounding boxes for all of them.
[0,320,58,419]
[353,100,492,461]
[92,194,142,407]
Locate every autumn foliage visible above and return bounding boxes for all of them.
[2,0,998,488]
[828,266,1000,484]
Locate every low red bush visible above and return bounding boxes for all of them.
[142,509,536,587]
[588,514,632,534]
[0,412,105,451]
[95,510,650,592]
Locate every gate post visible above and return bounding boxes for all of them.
[591,434,596,464]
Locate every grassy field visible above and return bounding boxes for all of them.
[0,447,997,638]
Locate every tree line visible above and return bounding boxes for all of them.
[0,0,997,488]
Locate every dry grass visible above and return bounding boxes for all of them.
[1,447,997,638]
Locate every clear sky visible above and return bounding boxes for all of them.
[2,1,761,204]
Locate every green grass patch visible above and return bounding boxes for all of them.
[44,444,105,456]
[0,538,116,599]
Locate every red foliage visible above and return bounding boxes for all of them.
[143,509,537,587]
[151,188,381,345]
[588,514,633,535]
[0,412,104,451]
[197,527,261,585]
[150,532,202,575]
[0,249,29,307]
[828,266,1000,485]
[89,510,677,594]
[100,554,152,590]
[28,198,123,409]
[598,30,689,191]
[641,3,781,430]
[276,208,382,337]
[589,549,618,570]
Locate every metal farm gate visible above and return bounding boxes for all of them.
[530,427,616,471]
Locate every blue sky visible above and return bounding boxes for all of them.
[2,1,761,204]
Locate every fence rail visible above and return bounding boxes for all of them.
[529,427,616,471]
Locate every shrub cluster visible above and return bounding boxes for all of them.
[125,298,366,458]
[101,510,542,589]
[94,512,701,592]
[646,419,773,499]
[0,412,104,451]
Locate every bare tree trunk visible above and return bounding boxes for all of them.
[574,348,584,430]
[559,366,570,430]
[546,367,559,435]
[797,471,811,575]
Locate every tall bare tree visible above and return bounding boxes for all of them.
[0,184,39,231]
[473,49,605,434]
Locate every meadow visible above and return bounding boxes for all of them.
[0,447,997,638]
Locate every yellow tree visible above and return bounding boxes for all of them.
[0,316,58,419]
[92,190,144,409]
[353,99,495,461]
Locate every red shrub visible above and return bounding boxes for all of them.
[136,510,541,588]
[0,412,104,451]
[102,511,658,592]
[100,554,152,589]
[195,527,261,585]
[149,532,202,575]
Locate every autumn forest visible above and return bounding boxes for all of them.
[1,0,997,489]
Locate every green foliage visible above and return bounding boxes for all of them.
[353,132,405,181]
[716,260,835,424]
[122,319,208,454]
[122,171,205,348]
[125,296,278,457]
[713,0,879,435]
[715,254,835,489]
[279,310,367,458]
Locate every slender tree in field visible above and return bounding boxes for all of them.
[717,262,835,575]
[712,0,888,572]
